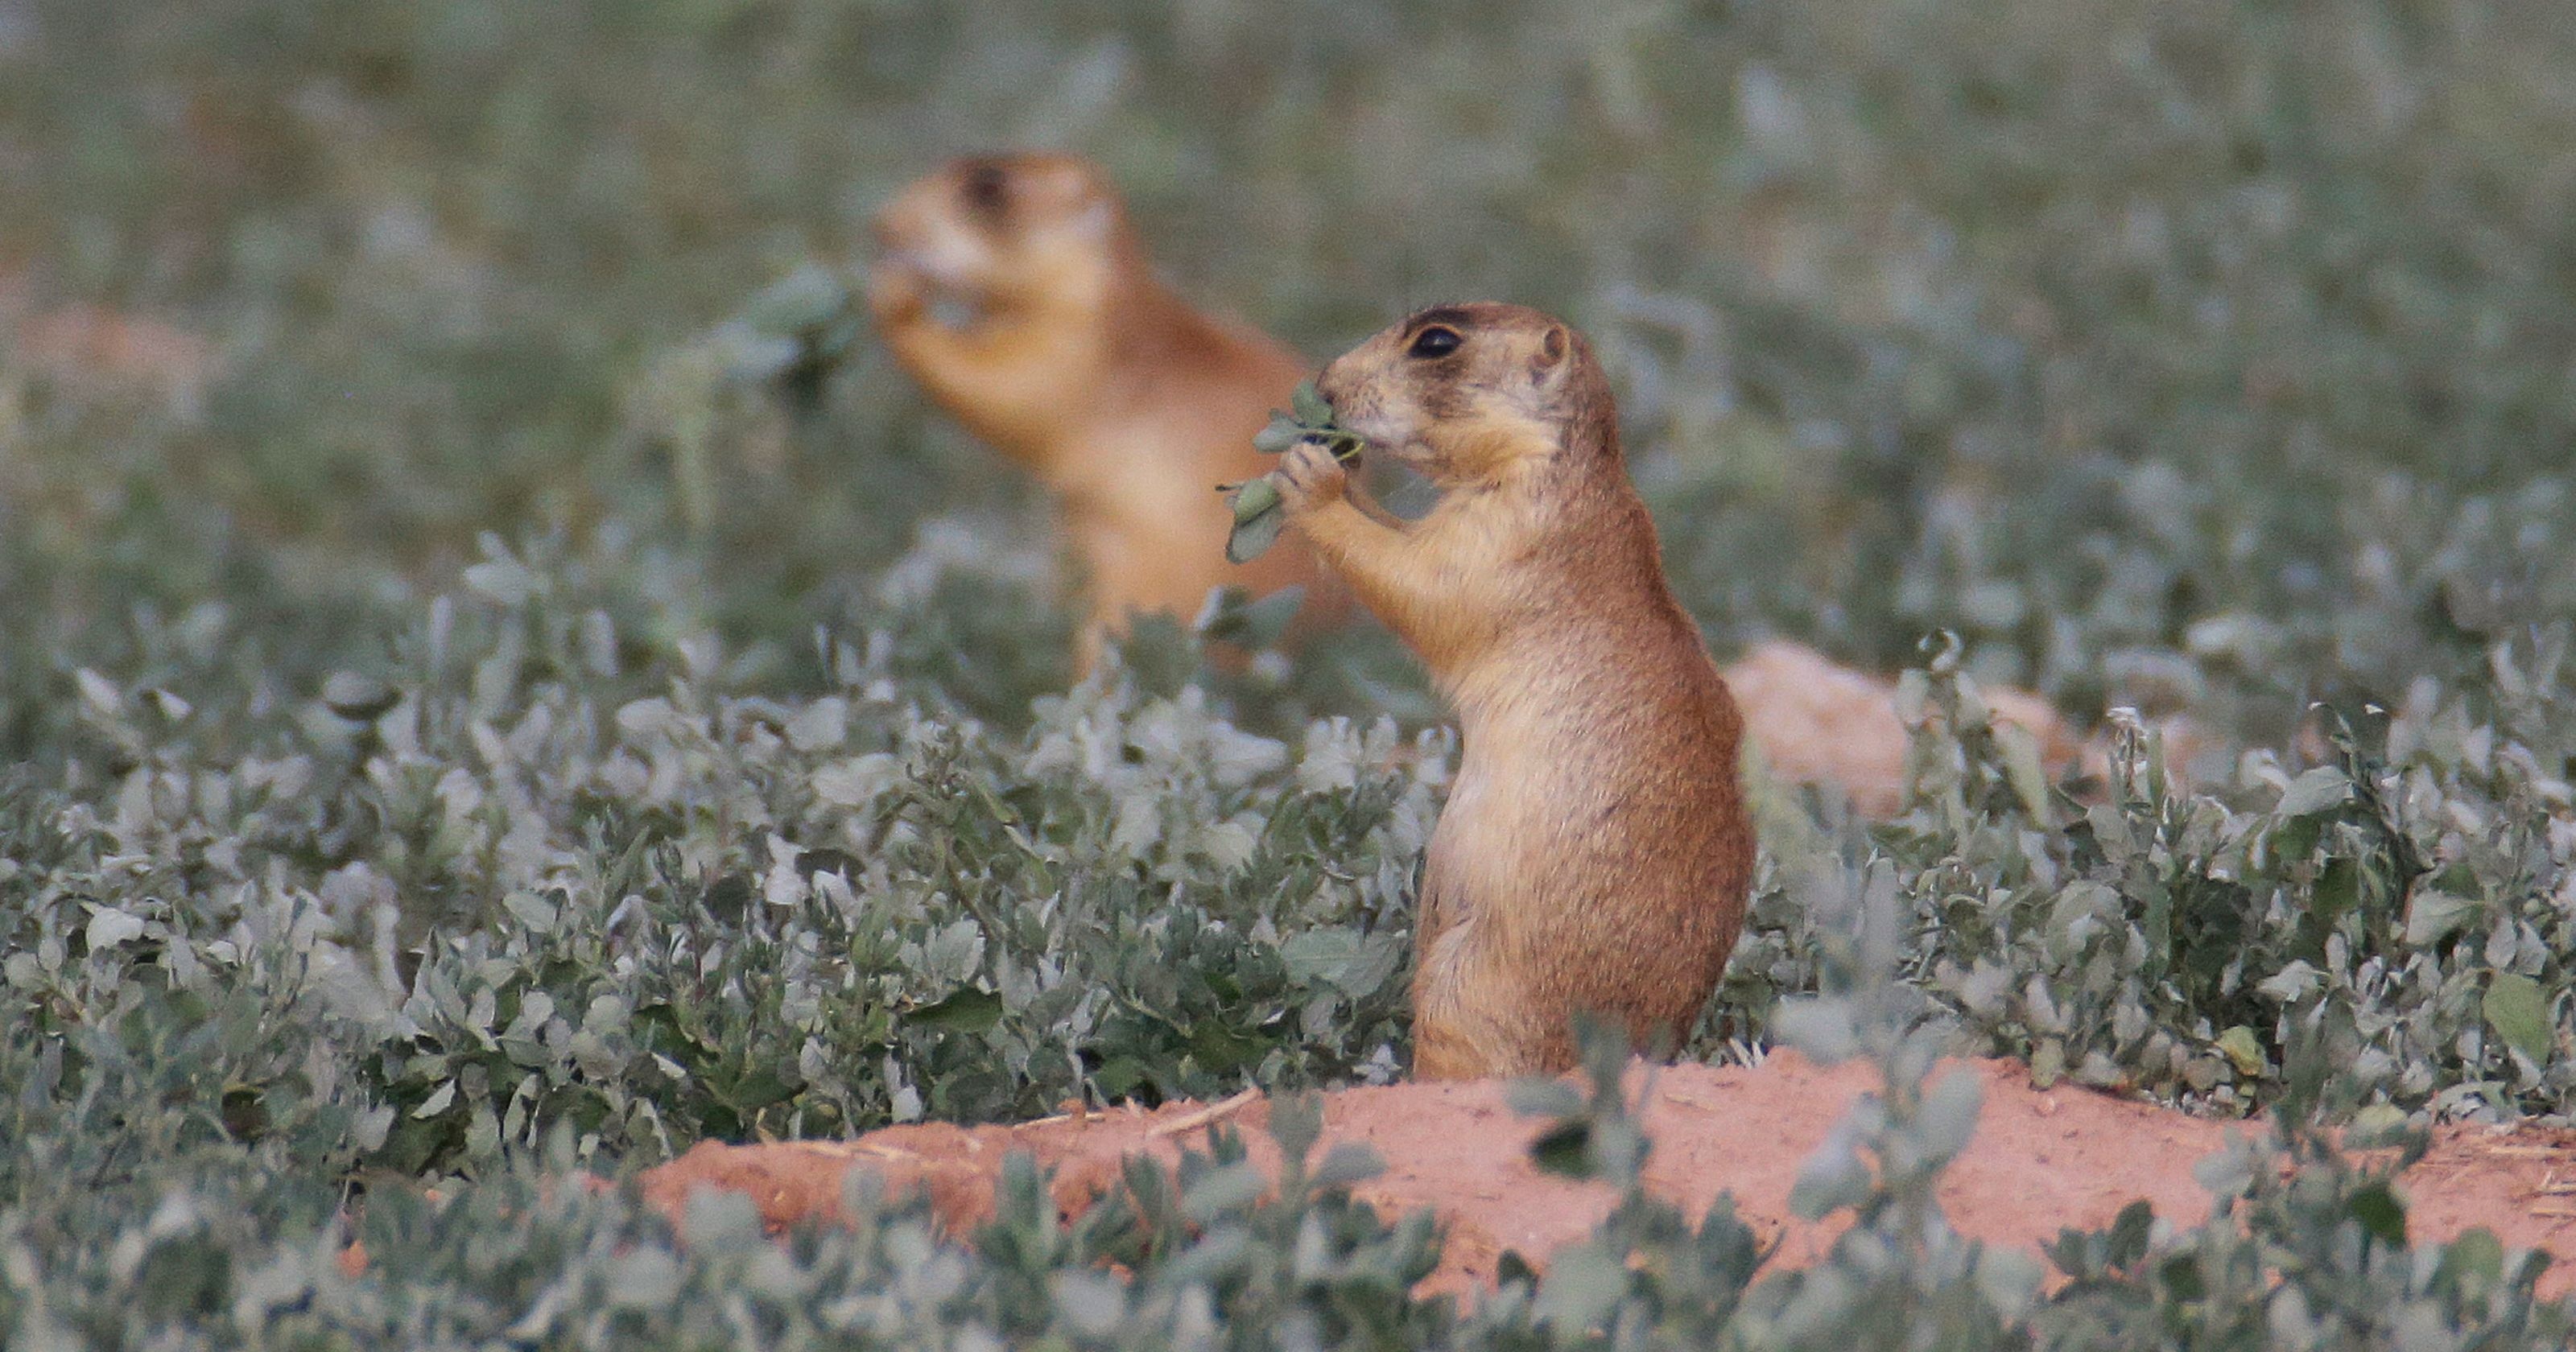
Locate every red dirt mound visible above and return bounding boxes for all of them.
[641,1053,2576,1297]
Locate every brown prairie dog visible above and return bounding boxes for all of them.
[1273,303,1756,1079]
[866,154,1338,667]
[1727,640,2085,816]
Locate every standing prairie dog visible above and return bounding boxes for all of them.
[867,154,1338,667]
[1274,303,1757,1078]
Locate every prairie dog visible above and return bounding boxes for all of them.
[1728,640,2084,816]
[1273,303,1756,1078]
[867,154,1336,666]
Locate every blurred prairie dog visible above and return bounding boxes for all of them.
[1272,303,1756,1079]
[867,153,1338,667]
[1727,640,2084,816]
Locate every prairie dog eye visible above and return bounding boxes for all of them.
[961,163,1009,215]
[1407,326,1463,359]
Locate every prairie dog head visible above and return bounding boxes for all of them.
[1315,303,1616,490]
[869,154,1129,327]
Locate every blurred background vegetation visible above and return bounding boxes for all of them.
[8,0,2573,763]
[9,7,2576,1338]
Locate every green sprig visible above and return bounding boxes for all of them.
[1223,380,1364,563]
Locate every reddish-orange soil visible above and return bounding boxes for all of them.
[641,1053,2576,1298]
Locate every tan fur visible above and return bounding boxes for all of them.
[1274,303,1756,1079]
[868,154,1339,667]
[6,299,217,419]
[1724,641,2085,816]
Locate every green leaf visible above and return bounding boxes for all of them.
[2405,888,2484,946]
[2214,1025,2267,1077]
[84,908,146,950]
[1226,498,1286,565]
[910,987,1003,1033]
[2159,1252,2207,1302]
[1311,1142,1385,1188]
[1179,1160,1266,1221]
[134,1235,230,1322]
[2433,1227,2505,1299]
[1252,416,1302,454]
[1771,996,1860,1065]
[1204,584,1305,649]
[502,889,558,934]
[2273,765,2353,818]
[741,263,848,333]
[1996,722,2054,825]
[724,1066,803,1113]
[1528,1119,1594,1179]
[1789,1130,1872,1220]
[605,1247,684,1309]
[1091,1056,1146,1101]
[2347,1181,2408,1245]
[2105,1199,2157,1268]
[1229,475,1282,525]
[320,670,401,721]
[2347,1103,2413,1148]
[2029,1038,2066,1090]
[1267,1092,1323,1161]
[1532,1239,1628,1330]
[1505,1079,1585,1120]
[1278,926,1361,983]
[1278,925,1402,999]
[2483,971,2553,1066]
[1187,1019,1263,1072]
[1290,379,1332,426]
[412,1079,458,1119]
[1914,1068,1984,1168]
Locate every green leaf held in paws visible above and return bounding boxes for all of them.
[1225,478,1288,563]
[1229,475,1281,525]
[1253,379,1366,464]
[1252,415,1302,454]
[1291,378,1333,426]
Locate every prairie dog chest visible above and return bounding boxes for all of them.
[1057,421,1224,527]
[1424,716,1595,897]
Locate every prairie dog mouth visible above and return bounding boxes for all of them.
[873,246,991,331]
[1329,406,1410,459]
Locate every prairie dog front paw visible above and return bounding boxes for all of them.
[1273,441,1350,513]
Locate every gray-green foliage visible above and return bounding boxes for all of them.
[4,537,1432,1183]
[9,0,2574,745]
[9,0,2576,1346]
[1731,632,2576,1125]
[9,1020,2565,1350]
[1476,891,2573,1350]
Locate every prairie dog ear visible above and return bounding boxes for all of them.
[1065,196,1117,244]
[1529,324,1572,388]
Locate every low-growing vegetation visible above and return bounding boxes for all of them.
[6,0,2576,1346]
